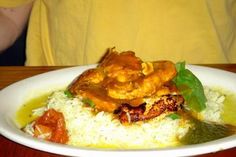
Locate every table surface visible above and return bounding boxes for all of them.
[0,65,236,157]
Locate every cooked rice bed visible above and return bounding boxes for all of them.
[29,87,225,149]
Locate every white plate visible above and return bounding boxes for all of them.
[0,65,236,157]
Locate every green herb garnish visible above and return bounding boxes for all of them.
[173,62,206,112]
[167,113,180,120]
[82,98,95,108]
[64,90,74,98]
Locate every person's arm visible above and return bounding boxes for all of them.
[0,2,33,53]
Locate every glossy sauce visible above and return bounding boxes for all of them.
[222,94,236,126]
[180,92,236,144]
[16,94,49,128]
[15,90,236,146]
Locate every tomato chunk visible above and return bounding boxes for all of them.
[33,109,69,144]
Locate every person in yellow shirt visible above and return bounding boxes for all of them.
[0,0,236,65]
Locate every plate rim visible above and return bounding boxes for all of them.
[0,64,236,157]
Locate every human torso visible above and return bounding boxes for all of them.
[26,0,236,65]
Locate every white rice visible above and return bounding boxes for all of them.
[199,87,225,123]
[27,87,225,149]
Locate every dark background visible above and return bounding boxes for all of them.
[0,28,27,66]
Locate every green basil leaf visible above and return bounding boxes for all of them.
[173,62,206,112]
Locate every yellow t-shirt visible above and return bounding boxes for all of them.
[1,0,236,65]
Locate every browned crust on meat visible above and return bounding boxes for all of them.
[118,95,184,123]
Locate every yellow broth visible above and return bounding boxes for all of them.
[15,94,49,128]
[222,94,236,126]
[180,93,236,144]
[15,89,236,146]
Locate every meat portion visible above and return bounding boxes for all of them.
[69,68,105,93]
[104,60,177,100]
[78,85,120,112]
[99,51,142,82]
[118,95,184,123]
[68,49,182,123]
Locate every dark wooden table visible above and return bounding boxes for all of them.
[0,65,236,157]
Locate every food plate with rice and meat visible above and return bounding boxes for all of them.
[0,48,236,157]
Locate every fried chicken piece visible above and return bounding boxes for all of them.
[69,68,105,94]
[68,49,178,117]
[69,50,144,112]
[100,50,142,82]
[78,85,120,112]
[106,60,177,100]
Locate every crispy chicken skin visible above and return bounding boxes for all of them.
[68,49,183,122]
[106,60,177,100]
[118,95,184,123]
[99,51,142,82]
